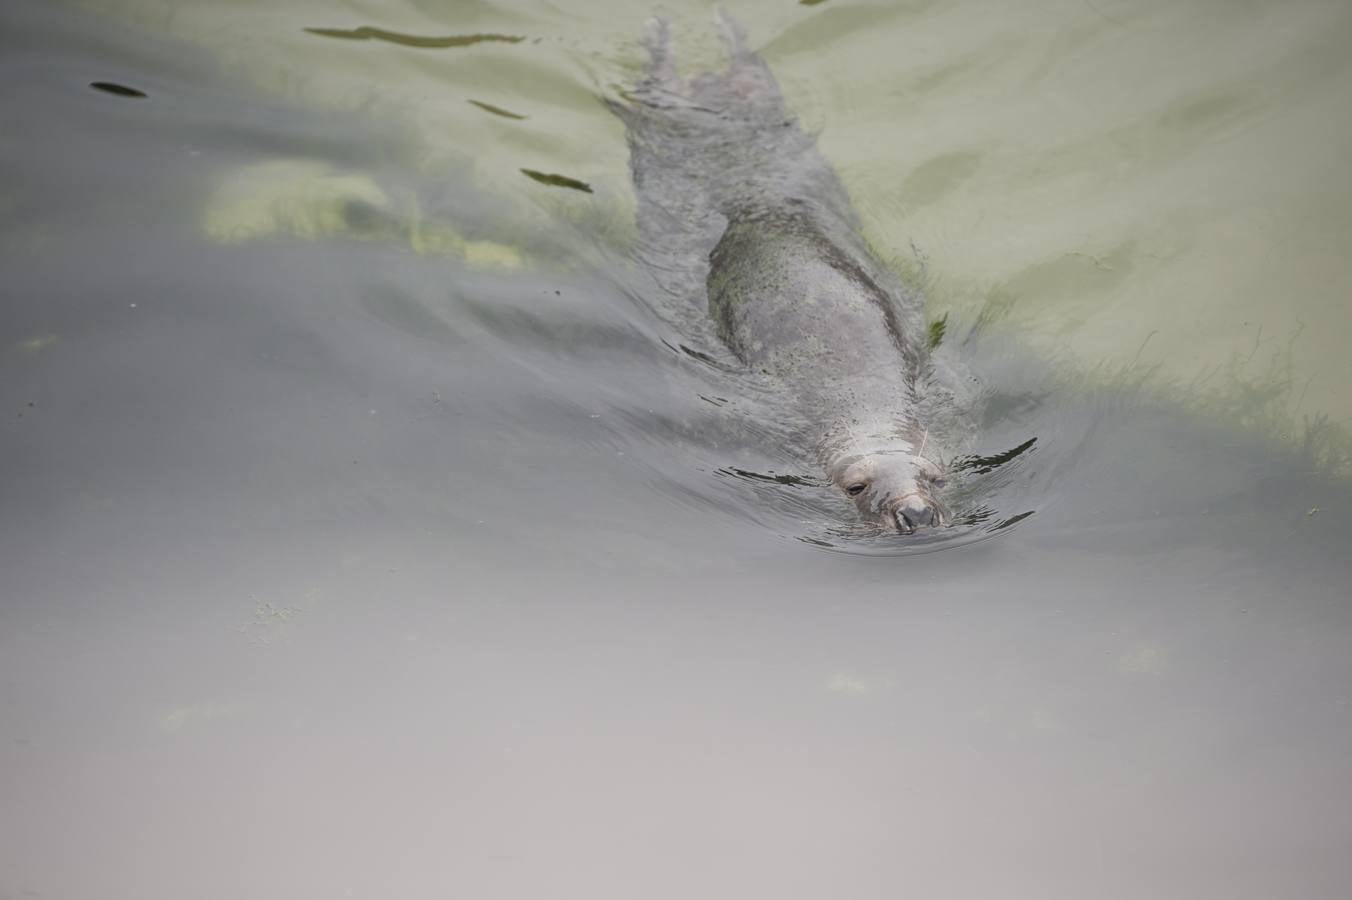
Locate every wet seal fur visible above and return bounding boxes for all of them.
[611,13,971,534]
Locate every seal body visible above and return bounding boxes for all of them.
[613,15,962,531]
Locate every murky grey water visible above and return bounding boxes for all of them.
[3,2,1352,898]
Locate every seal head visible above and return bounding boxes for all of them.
[828,448,949,534]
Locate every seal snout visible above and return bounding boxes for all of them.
[894,497,936,535]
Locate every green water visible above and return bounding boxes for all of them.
[77,0,1352,460]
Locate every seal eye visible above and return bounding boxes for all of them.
[846,482,867,497]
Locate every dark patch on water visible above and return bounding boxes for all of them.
[90,81,146,98]
[989,509,1035,530]
[954,437,1038,474]
[520,168,593,193]
[717,467,825,488]
[303,27,525,49]
[659,338,741,374]
[468,99,528,120]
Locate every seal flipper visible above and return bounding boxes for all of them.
[714,7,752,67]
[708,8,786,112]
[640,17,680,93]
[606,18,679,123]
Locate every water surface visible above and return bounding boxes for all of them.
[3,1,1352,897]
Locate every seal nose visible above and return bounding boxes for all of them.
[895,498,935,534]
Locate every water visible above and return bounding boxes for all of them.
[3,1,1351,897]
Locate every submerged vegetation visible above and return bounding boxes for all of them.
[926,311,948,350]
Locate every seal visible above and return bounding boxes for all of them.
[612,13,965,533]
